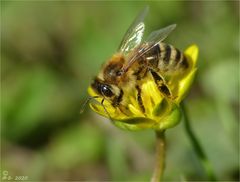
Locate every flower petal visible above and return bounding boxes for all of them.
[128,104,145,117]
[141,80,163,116]
[184,44,199,68]
[176,68,197,104]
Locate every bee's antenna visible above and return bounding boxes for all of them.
[101,99,114,123]
[80,96,114,123]
[80,96,99,114]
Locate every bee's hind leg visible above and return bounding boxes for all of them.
[149,69,173,99]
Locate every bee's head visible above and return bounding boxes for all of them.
[91,78,121,100]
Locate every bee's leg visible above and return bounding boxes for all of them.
[136,85,145,113]
[134,65,148,80]
[101,99,114,122]
[118,104,133,116]
[150,69,173,99]
[112,90,133,116]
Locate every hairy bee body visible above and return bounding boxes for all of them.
[128,42,188,79]
[100,42,188,86]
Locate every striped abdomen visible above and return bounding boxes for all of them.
[143,42,189,75]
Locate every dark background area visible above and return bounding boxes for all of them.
[1,1,239,181]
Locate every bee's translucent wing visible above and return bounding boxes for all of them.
[146,24,176,43]
[121,24,177,73]
[118,6,149,55]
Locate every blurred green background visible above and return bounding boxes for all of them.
[1,1,239,181]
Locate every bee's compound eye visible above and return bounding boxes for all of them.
[101,84,114,97]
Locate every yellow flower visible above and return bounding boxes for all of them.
[88,45,198,131]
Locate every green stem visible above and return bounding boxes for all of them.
[181,103,217,181]
[151,130,166,182]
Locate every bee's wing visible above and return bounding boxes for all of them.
[121,24,176,72]
[146,24,176,43]
[118,6,149,55]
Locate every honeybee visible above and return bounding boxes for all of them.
[88,7,190,115]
